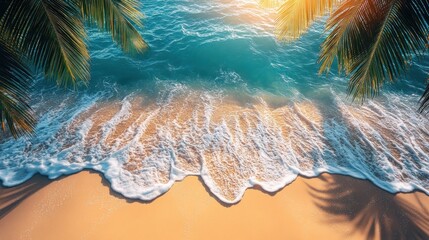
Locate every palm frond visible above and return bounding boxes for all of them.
[419,81,429,113]
[341,0,429,100]
[277,0,342,40]
[0,0,10,18]
[0,0,90,87]
[79,0,148,54]
[0,40,35,138]
[318,0,370,73]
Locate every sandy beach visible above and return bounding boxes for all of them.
[0,171,428,240]
[1,0,429,239]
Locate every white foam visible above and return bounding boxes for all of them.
[1,88,429,203]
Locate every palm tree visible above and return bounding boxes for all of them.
[0,0,148,138]
[274,0,429,112]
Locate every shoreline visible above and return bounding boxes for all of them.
[3,90,428,204]
[1,170,428,239]
[2,169,429,206]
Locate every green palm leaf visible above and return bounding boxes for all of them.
[318,0,370,74]
[348,0,429,100]
[0,0,90,87]
[277,0,342,40]
[319,0,429,101]
[0,40,35,138]
[79,0,148,54]
[0,0,148,138]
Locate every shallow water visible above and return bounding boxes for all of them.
[1,0,429,203]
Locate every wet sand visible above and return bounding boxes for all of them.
[0,171,428,240]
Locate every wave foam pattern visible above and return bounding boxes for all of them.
[1,87,428,203]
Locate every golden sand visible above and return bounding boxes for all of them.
[0,171,428,240]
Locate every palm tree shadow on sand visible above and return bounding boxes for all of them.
[0,174,51,220]
[308,174,429,240]
[302,87,429,239]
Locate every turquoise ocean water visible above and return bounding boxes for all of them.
[1,0,429,203]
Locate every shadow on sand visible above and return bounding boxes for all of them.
[0,174,51,220]
[308,174,429,240]
[1,169,429,240]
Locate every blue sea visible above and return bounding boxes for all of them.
[1,0,428,203]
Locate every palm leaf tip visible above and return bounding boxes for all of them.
[0,40,36,138]
[276,0,342,41]
[419,82,429,113]
[319,0,429,104]
[318,0,365,74]
[79,0,148,55]
[0,0,90,87]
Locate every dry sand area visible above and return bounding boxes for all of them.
[0,171,428,240]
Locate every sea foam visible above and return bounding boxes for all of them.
[1,86,428,203]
